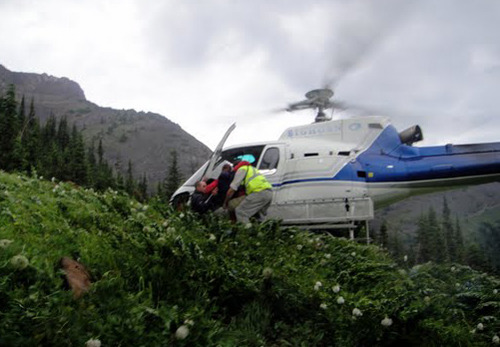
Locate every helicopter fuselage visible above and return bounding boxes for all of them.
[172,116,500,227]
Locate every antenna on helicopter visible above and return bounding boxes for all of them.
[286,88,345,123]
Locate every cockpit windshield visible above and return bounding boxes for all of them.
[216,145,265,167]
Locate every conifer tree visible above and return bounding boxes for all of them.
[23,98,40,173]
[41,115,57,147]
[94,142,115,191]
[156,181,164,198]
[417,212,432,263]
[389,229,403,260]
[0,85,19,170]
[18,96,26,137]
[138,173,148,202]
[428,207,447,263]
[115,172,124,191]
[11,134,28,171]
[442,197,456,261]
[163,149,182,201]
[454,217,465,262]
[98,139,104,165]
[465,242,491,272]
[68,125,88,185]
[125,160,135,195]
[379,220,389,248]
[57,117,70,149]
[87,143,97,187]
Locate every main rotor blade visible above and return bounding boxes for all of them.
[322,0,417,89]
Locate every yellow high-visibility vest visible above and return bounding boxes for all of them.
[240,165,272,194]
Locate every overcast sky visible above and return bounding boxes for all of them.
[0,0,499,150]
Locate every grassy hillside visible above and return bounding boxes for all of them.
[1,171,499,346]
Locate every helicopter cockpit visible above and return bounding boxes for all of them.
[182,143,281,186]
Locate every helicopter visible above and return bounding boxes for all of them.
[171,87,500,231]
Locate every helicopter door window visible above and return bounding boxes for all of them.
[259,147,280,171]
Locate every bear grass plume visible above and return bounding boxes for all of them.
[0,171,499,346]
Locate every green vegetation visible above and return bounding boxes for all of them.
[1,171,499,346]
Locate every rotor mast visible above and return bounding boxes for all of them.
[286,88,336,123]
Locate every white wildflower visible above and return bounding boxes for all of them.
[314,281,322,291]
[39,176,43,180]
[451,266,456,272]
[493,289,498,294]
[308,238,314,243]
[351,252,356,257]
[85,339,101,347]
[493,335,500,344]
[179,213,185,218]
[320,303,328,310]
[296,244,303,251]
[324,253,331,259]
[142,205,148,211]
[352,308,363,317]
[381,316,393,327]
[262,267,273,279]
[11,255,29,270]
[455,283,460,287]
[470,329,476,334]
[403,255,408,262]
[245,222,252,229]
[184,319,195,326]
[332,285,340,293]
[175,325,189,340]
[477,323,484,331]
[337,296,345,304]
[51,177,56,183]
[424,296,431,303]
[256,242,261,246]
[0,239,13,249]
[208,234,216,241]
[157,237,166,245]
[162,220,169,227]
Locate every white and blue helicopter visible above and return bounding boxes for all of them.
[172,88,500,231]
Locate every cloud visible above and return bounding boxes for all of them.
[0,0,499,149]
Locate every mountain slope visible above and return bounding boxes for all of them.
[0,64,211,186]
[1,171,499,345]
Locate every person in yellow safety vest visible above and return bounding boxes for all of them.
[223,161,273,224]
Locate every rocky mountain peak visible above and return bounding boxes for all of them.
[0,64,86,102]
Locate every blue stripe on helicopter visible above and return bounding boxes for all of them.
[272,125,500,187]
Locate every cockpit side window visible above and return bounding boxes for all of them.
[259,147,280,170]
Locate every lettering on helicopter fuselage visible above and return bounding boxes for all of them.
[286,124,342,138]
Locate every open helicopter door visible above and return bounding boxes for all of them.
[202,123,236,179]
